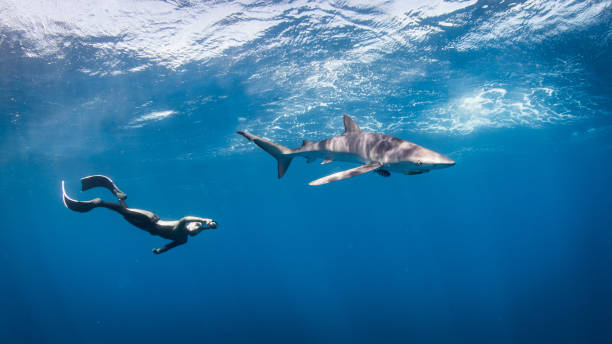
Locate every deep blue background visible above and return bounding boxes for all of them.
[2,1,612,343]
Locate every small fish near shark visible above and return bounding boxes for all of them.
[237,115,455,186]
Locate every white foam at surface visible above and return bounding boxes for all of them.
[0,0,479,70]
[126,110,177,128]
[137,110,176,122]
[2,0,608,158]
[416,86,579,134]
[0,0,285,69]
[453,0,611,51]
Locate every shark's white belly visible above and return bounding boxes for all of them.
[385,161,422,173]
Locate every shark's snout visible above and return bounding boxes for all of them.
[417,152,455,168]
[421,154,455,169]
[439,156,455,167]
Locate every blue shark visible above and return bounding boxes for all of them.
[237,115,455,185]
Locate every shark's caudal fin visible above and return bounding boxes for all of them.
[237,131,294,178]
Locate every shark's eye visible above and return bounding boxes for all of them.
[417,160,422,166]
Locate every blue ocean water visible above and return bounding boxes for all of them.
[2,0,612,342]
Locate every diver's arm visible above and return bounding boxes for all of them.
[152,240,186,254]
[178,216,216,228]
[178,216,207,224]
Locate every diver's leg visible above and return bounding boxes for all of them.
[96,200,127,214]
[80,175,127,200]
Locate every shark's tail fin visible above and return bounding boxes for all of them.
[237,131,293,178]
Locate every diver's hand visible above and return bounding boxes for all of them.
[207,220,218,229]
[152,248,162,254]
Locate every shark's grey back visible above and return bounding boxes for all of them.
[295,115,421,164]
[302,132,419,164]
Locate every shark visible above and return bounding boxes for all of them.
[237,115,455,186]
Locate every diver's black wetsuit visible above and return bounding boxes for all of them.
[62,175,216,254]
[94,200,160,233]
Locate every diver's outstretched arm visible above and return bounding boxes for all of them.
[152,240,186,255]
[178,216,217,228]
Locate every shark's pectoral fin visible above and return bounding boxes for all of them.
[321,159,333,165]
[309,162,382,186]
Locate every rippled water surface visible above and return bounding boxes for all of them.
[2,1,612,343]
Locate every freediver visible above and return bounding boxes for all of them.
[62,175,217,254]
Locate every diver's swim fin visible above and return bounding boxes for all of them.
[80,175,127,200]
[62,180,101,213]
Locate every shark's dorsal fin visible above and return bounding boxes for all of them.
[343,115,360,134]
